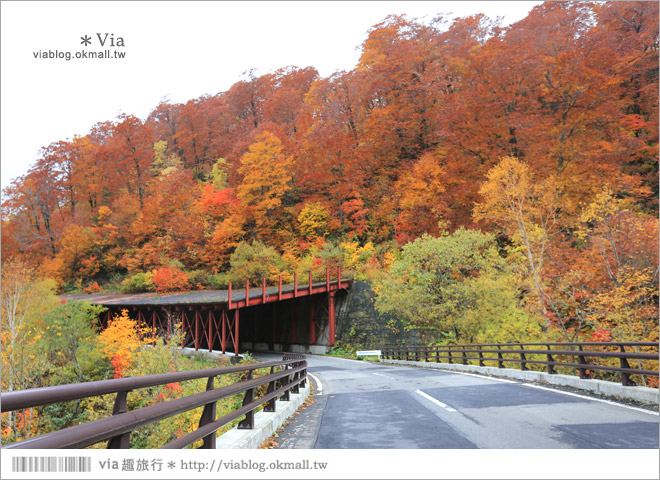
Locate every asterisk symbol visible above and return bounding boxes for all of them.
[81,35,91,46]
[167,462,176,469]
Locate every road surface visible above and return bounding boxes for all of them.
[254,352,659,449]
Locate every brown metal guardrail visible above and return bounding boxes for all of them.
[1,355,307,449]
[382,342,659,387]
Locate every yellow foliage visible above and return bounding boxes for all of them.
[97,310,151,377]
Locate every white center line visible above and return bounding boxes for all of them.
[415,389,457,412]
[308,372,323,395]
[373,372,395,380]
[522,383,659,416]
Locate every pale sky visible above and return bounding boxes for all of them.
[0,1,541,191]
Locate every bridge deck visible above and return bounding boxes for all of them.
[63,280,349,308]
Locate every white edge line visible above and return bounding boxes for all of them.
[308,372,323,395]
[447,370,518,384]
[372,372,394,380]
[415,389,457,412]
[523,383,659,416]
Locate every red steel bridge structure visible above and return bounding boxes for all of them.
[64,268,351,356]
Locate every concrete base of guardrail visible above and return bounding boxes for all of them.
[216,382,311,449]
[382,359,659,404]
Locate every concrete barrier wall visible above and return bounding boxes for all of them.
[383,359,659,404]
[216,382,311,449]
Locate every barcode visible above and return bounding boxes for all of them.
[11,456,91,473]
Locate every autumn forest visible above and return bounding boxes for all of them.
[2,2,659,370]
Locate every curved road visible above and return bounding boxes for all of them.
[255,352,659,449]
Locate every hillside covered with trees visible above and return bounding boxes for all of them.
[2,2,658,348]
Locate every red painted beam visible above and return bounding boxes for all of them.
[328,291,336,346]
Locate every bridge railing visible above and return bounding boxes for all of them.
[1,356,307,449]
[382,342,659,387]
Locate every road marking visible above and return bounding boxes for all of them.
[522,383,659,416]
[372,372,395,380]
[415,389,457,412]
[447,370,518,384]
[308,372,323,395]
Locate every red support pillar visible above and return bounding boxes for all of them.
[294,273,298,297]
[309,271,313,295]
[152,310,158,346]
[194,308,200,351]
[137,310,143,341]
[208,310,214,353]
[166,310,170,342]
[234,309,240,356]
[262,278,266,303]
[337,265,341,288]
[181,310,187,348]
[278,275,282,301]
[326,267,330,291]
[228,283,233,309]
[328,291,336,346]
[221,309,227,354]
[245,280,250,307]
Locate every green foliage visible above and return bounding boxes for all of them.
[328,342,356,358]
[120,272,155,293]
[374,228,542,343]
[40,301,110,384]
[215,240,287,287]
[187,269,214,289]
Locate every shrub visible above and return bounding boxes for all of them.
[120,272,155,293]
[152,266,190,292]
[187,269,213,289]
[220,241,287,287]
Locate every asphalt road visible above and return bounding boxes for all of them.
[254,352,659,449]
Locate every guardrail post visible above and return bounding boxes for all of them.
[619,346,636,386]
[198,377,217,448]
[478,346,485,367]
[107,391,130,448]
[415,346,420,362]
[577,345,589,379]
[238,371,255,429]
[280,365,291,402]
[497,345,504,368]
[291,368,300,394]
[519,345,528,371]
[300,363,307,388]
[435,346,441,363]
[546,344,557,374]
[447,346,453,364]
[264,367,277,412]
[462,347,468,365]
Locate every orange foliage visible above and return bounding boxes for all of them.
[1,3,658,347]
[152,266,190,292]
